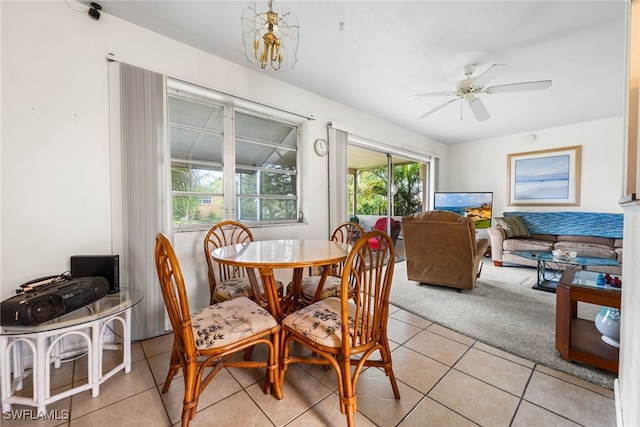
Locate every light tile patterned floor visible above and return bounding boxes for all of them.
[2,305,616,427]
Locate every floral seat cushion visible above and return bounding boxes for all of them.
[282,297,357,348]
[215,276,283,301]
[300,276,342,300]
[191,296,277,350]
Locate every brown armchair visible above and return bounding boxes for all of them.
[401,210,489,290]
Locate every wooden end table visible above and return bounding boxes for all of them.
[555,269,621,373]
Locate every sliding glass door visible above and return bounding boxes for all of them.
[347,144,429,219]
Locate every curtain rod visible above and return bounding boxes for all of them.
[107,53,315,121]
[330,122,436,163]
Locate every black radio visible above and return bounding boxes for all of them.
[71,255,119,294]
[1,276,110,326]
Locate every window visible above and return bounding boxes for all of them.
[235,112,298,222]
[168,80,300,229]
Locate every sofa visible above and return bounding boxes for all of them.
[401,210,489,290]
[487,212,623,275]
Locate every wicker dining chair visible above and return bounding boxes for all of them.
[299,221,364,304]
[280,230,400,427]
[204,220,281,306]
[155,233,282,426]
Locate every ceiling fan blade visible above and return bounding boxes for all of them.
[468,98,490,122]
[409,91,456,100]
[486,80,552,94]
[473,64,508,88]
[417,98,457,120]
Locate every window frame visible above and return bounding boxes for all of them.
[167,79,303,231]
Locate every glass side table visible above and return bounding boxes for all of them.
[555,270,620,373]
[511,250,619,292]
[0,288,144,414]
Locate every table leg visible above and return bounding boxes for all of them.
[92,321,100,397]
[555,284,571,360]
[1,335,10,413]
[291,268,304,300]
[13,341,24,391]
[257,267,283,320]
[246,268,269,308]
[36,335,46,414]
[282,268,307,314]
[310,267,332,303]
[124,308,132,374]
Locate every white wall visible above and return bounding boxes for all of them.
[0,1,446,302]
[446,117,625,216]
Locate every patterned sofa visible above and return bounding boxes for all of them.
[487,211,623,275]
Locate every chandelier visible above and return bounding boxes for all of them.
[241,1,300,71]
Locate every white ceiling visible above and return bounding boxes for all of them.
[88,1,628,144]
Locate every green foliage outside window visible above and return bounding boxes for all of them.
[350,163,423,216]
[172,167,223,224]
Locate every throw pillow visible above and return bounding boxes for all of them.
[495,216,531,238]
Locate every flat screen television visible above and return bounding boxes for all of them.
[433,192,493,229]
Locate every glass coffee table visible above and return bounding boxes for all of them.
[511,250,619,292]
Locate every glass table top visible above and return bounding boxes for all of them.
[1,287,144,335]
[211,239,351,268]
[571,271,622,291]
[511,250,619,267]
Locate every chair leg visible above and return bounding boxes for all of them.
[339,359,357,427]
[380,339,401,399]
[278,332,290,390]
[181,359,199,426]
[243,345,254,361]
[161,348,181,394]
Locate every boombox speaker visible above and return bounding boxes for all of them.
[71,255,119,294]
[1,276,110,326]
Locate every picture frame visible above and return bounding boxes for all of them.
[507,145,581,206]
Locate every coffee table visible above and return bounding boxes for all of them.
[556,269,620,373]
[511,250,619,292]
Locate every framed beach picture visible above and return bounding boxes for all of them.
[507,145,581,206]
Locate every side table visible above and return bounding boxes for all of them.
[0,287,144,414]
[555,270,620,373]
[511,250,619,293]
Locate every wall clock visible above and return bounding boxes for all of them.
[314,138,328,156]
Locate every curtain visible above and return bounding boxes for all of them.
[109,61,169,340]
[328,126,349,233]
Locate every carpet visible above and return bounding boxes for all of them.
[389,260,617,389]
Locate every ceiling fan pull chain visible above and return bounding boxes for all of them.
[460,98,463,120]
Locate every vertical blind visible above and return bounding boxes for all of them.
[117,62,169,340]
[328,126,349,233]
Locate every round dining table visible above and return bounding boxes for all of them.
[211,239,351,320]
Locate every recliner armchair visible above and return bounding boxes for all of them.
[401,210,489,291]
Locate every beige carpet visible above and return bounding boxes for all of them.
[389,259,616,389]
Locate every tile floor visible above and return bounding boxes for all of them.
[3,305,616,427]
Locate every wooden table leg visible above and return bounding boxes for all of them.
[256,267,282,320]
[555,283,572,360]
[311,267,332,303]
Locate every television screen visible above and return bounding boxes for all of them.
[433,192,493,229]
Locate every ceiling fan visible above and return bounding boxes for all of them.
[409,64,552,122]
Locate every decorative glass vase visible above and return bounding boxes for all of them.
[594,306,621,348]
